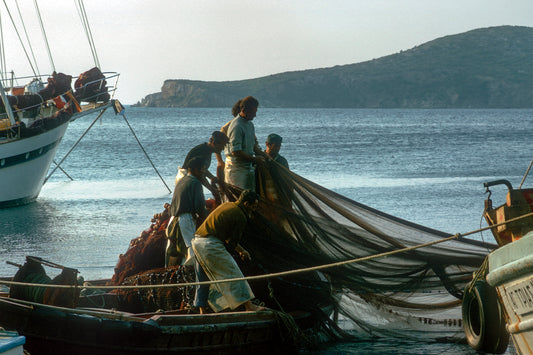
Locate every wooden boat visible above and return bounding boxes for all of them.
[0,1,119,207]
[0,296,311,355]
[462,179,533,354]
[0,256,328,354]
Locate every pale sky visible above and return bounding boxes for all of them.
[1,0,532,104]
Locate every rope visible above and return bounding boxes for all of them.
[75,0,100,69]
[120,112,172,194]
[1,0,38,76]
[33,0,55,72]
[43,101,170,191]
[53,160,74,181]
[464,257,489,295]
[3,211,531,291]
[44,106,108,184]
[14,0,40,75]
[273,309,311,347]
[0,12,4,80]
[268,281,285,312]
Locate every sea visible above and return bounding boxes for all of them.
[1,107,529,354]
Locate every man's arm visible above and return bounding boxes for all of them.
[253,137,268,158]
[232,150,265,165]
[192,180,208,221]
[214,152,226,188]
[199,176,218,198]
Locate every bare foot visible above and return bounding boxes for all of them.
[244,301,266,312]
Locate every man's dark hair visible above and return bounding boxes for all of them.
[240,96,259,113]
[266,133,282,144]
[238,189,260,204]
[210,131,228,144]
[231,99,242,117]
[188,157,206,171]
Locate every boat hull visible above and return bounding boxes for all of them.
[0,121,69,208]
[487,230,533,354]
[0,297,305,354]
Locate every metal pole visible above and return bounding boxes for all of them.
[0,77,16,125]
[519,158,533,189]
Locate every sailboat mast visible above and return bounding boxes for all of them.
[0,79,16,125]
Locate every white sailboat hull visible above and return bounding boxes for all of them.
[0,121,70,207]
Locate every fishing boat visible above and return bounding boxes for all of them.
[0,1,120,208]
[1,140,503,353]
[0,297,312,355]
[462,178,533,354]
[0,256,327,354]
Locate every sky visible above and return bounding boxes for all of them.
[1,0,533,104]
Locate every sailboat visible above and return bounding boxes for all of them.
[0,1,120,207]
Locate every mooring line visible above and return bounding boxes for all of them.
[120,111,172,194]
[2,211,532,290]
[44,106,108,184]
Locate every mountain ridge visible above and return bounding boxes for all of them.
[135,26,533,108]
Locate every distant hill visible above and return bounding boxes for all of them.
[135,26,533,108]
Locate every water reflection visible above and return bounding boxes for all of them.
[0,196,168,280]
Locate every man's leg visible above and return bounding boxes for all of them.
[178,214,196,265]
[193,256,210,314]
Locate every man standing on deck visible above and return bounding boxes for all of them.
[191,189,265,314]
[175,131,229,194]
[224,96,265,190]
[166,157,208,267]
[265,133,289,170]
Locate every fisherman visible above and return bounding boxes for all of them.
[257,133,291,210]
[175,131,229,194]
[214,99,243,186]
[191,189,265,314]
[224,96,265,190]
[166,157,208,267]
[265,133,289,169]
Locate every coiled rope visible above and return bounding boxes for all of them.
[2,212,532,291]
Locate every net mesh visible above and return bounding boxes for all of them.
[227,160,495,340]
[108,160,494,341]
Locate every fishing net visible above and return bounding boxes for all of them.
[225,160,496,341]
[115,265,196,313]
[110,206,170,285]
[108,160,495,341]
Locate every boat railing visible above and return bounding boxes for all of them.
[0,71,120,123]
[0,71,119,96]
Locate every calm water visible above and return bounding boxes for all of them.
[1,107,529,354]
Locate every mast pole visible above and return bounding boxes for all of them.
[0,78,16,125]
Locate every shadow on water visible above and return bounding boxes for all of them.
[303,338,516,354]
[1,200,60,246]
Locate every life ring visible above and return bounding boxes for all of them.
[462,280,509,354]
